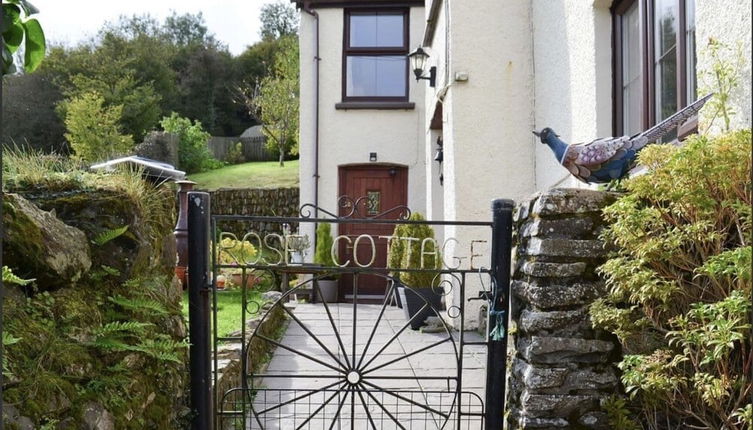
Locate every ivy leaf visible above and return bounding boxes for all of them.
[3,23,24,54]
[2,4,21,28]
[21,17,44,73]
[4,0,38,16]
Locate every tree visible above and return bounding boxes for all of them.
[64,92,134,162]
[259,1,299,40]
[240,36,299,166]
[159,113,221,173]
[1,73,67,153]
[163,11,215,47]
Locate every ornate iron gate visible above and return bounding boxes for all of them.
[186,194,513,430]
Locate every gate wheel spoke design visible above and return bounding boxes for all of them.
[246,276,460,429]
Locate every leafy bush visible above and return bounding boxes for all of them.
[218,236,258,265]
[225,141,245,164]
[159,112,222,173]
[388,213,441,288]
[63,91,134,162]
[314,223,336,267]
[591,130,752,429]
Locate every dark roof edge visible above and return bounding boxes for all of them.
[422,0,442,47]
[292,0,424,9]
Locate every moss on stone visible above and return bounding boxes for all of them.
[3,167,187,427]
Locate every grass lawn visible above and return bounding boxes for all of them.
[182,288,264,339]
[188,160,299,190]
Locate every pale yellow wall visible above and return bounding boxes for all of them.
[298,7,426,248]
[696,0,752,133]
[423,0,537,328]
[531,0,612,191]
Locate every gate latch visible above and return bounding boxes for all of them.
[468,290,492,302]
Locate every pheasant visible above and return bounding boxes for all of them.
[534,93,713,184]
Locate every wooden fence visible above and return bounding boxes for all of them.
[208,136,277,163]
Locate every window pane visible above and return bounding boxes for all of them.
[346,56,406,97]
[655,0,677,57]
[350,13,404,48]
[654,0,678,141]
[622,1,642,135]
[686,0,697,101]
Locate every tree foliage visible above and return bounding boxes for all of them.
[63,92,134,162]
[159,113,221,174]
[10,12,257,152]
[259,0,299,40]
[591,130,752,430]
[240,36,299,166]
[1,72,66,152]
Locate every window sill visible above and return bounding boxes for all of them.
[335,101,415,110]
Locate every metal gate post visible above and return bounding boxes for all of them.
[485,199,514,429]
[188,192,212,430]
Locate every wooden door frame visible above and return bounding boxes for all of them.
[337,164,409,302]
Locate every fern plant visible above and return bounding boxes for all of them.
[92,225,129,246]
[108,295,168,316]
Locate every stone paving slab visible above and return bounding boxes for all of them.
[248,303,488,429]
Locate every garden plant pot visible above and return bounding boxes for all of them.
[315,279,339,303]
[397,285,443,330]
[230,273,257,289]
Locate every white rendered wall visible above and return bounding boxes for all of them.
[298,7,426,248]
[531,0,613,191]
[423,0,537,329]
[696,0,752,133]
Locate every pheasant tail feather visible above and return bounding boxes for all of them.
[638,93,713,144]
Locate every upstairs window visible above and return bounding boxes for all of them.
[343,10,409,101]
[613,0,697,139]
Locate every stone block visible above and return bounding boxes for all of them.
[512,280,605,309]
[521,392,601,418]
[564,368,619,391]
[3,193,92,289]
[577,411,610,429]
[514,196,537,223]
[522,364,569,390]
[519,309,590,335]
[523,336,615,364]
[520,217,595,239]
[526,237,608,258]
[518,416,570,428]
[520,261,588,278]
[531,189,618,216]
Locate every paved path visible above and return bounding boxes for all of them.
[248,303,487,429]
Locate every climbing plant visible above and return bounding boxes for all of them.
[1,0,45,75]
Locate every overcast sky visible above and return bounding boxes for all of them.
[34,0,279,56]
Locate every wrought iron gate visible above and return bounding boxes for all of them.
[186,194,513,430]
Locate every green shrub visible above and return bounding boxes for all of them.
[314,223,335,266]
[63,91,134,162]
[388,213,441,287]
[225,141,245,164]
[159,113,222,173]
[591,129,752,429]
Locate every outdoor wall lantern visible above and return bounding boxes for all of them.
[434,137,443,163]
[408,46,436,87]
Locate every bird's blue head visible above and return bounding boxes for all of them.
[532,127,559,144]
[533,128,568,163]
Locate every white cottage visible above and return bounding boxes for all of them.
[293,0,752,320]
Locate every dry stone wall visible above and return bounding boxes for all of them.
[209,187,299,237]
[507,189,621,430]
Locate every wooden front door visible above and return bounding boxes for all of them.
[338,165,408,302]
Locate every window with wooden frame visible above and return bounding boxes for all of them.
[342,9,409,103]
[613,0,697,140]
